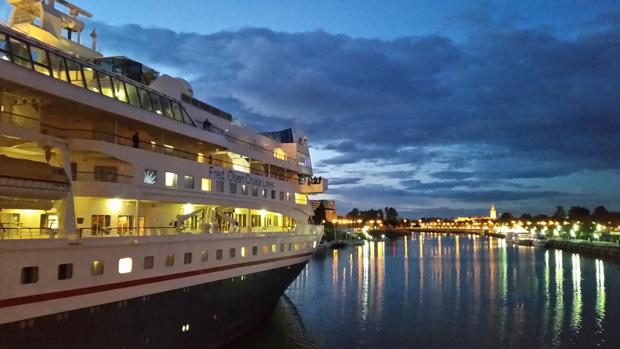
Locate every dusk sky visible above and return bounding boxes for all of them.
[4,0,619,218]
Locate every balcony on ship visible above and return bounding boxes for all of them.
[0,106,303,189]
[298,177,328,194]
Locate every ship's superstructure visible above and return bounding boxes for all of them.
[0,1,326,347]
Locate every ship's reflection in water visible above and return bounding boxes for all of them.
[224,294,319,349]
[227,234,620,348]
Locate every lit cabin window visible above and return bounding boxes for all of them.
[241,247,247,257]
[197,152,205,163]
[91,260,104,276]
[144,169,157,184]
[241,185,248,196]
[165,172,178,187]
[295,193,308,205]
[271,244,277,253]
[21,266,39,284]
[201,178,212,191]
[118,257,133,274]
[286,192,291,201]
[262,189,268,198]
[165,254,175,267]
[261,245,269,254]
[273,148,287,160]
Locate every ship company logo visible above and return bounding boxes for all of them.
[208,166,274,188]
[143,169,158,184]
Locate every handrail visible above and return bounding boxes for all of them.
[74,171,134,184]
[0,24,195,126]
[0,225,298,240]
[0,109,300,184]
[0,227,60,239]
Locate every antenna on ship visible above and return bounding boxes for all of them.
[90,27,97,51]
[54,0,92,42]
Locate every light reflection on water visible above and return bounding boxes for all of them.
[595,259,606,335]
[571,253,582,333]
[229,233,620,349]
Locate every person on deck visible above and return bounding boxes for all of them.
[132,132,140,148]
[203,119,212,130]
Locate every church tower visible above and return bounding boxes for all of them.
[490,204,497,220]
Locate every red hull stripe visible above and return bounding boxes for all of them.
[0,252,313,308]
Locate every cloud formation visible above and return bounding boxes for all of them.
[95,12,620,216]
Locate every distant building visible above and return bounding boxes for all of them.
[310,200,337,222]
[490,204,497,220]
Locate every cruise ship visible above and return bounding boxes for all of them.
[0,1,326,347]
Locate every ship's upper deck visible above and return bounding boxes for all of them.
[0,0,314,175]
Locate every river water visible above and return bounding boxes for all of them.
[227,233,620,348]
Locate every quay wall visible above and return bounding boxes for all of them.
[548,239,620,263]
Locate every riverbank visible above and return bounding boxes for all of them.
[548,238,620,262]
[383,229,620,263]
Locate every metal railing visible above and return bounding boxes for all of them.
[0,227,61,240]
[0,223,319,240]
[74,171,134,184]
[0,24,196,126]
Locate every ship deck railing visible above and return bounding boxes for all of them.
[74,171,134,184]
[0,24,306,168]
[0,226,299,240]
[0,227,60,240]
[1,109,299,184]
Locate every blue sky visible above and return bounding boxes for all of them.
[6,1,620,218]
[86,0,619,40]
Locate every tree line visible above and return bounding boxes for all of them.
[311,205,400,226]
[499,206,620,225]
[345,207,399,226]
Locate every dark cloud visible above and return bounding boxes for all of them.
[328,176,363,186]
[400,179,492,190]
[94,14,620,215]
[399,207,493,219]
[416,189,569,203]
[431,171,474,180]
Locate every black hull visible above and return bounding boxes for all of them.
[0,262,307,349]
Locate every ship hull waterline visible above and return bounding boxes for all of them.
[0,262,308,349]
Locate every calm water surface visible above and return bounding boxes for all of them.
[227,233,620,348]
